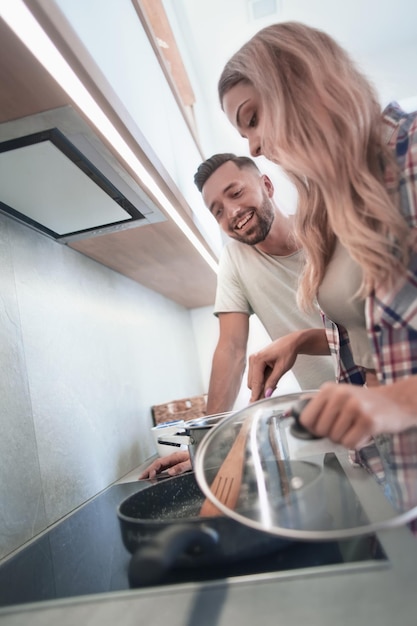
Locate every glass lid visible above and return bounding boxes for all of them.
[194,391,417,540]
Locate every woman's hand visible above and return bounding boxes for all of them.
[300,379,417,449]
[248,335,298,402]
[138,451,192,479]
[248,329,330,402]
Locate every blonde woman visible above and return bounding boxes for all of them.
[218,22,417,453]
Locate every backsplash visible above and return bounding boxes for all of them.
[0,213,207,561]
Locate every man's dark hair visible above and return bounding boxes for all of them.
[194,153,260,192]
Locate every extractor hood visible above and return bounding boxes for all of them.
[0,105,166,243]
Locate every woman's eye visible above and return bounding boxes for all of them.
[248,113,257,128]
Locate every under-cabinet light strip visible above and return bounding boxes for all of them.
[0,0,218,274]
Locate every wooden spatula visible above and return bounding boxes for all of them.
[199,417,251,517]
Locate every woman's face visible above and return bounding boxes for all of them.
[222,82,265,158]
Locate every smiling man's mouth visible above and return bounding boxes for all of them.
[236,211,254,230]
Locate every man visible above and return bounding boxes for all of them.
[140,154,334,478]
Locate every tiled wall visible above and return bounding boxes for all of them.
[0,214,206,561]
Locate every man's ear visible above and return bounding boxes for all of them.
[261,174,274,198]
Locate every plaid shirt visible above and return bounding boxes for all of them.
[322,103,417,523]
[323,102,417,384]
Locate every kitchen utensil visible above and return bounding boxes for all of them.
[194,390,417,540]
[151,420,187,457]
[117,472,291,588]
[156,411,231,466]
[199,417,251,517]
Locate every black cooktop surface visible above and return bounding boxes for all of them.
[0,480,386,609]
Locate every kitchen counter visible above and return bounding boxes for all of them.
[1,450,416,626]
[0,525,415,626]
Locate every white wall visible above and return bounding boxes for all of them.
[0,213,205,561]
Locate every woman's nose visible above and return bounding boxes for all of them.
[249,136,262,157]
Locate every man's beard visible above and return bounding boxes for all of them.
[232,194,274,246]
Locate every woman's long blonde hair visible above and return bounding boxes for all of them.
[218,22,410,310]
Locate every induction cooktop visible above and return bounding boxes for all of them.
[0,478,387,610]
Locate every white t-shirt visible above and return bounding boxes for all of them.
[214,241,335,390]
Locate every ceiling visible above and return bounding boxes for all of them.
[164,0,417,173]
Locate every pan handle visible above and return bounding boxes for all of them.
[128,523,219,587]
[157,434,191,446]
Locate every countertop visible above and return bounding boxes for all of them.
[1,453,416,625]
[0,526,415,625]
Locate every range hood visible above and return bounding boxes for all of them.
[0,105,166,243]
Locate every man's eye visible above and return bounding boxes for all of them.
[249,113,256,127]
[232,189,242,198]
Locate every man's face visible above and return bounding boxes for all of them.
[202,161,275,246]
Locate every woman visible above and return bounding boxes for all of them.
[218,22,417,452]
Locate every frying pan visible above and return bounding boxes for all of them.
[117,472,292,587]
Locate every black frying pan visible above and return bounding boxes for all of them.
[117,472,292,587]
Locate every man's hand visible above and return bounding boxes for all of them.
[138,451,192,480]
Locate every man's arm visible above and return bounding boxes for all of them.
[139,312,249,479]
[206,312,249,414]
